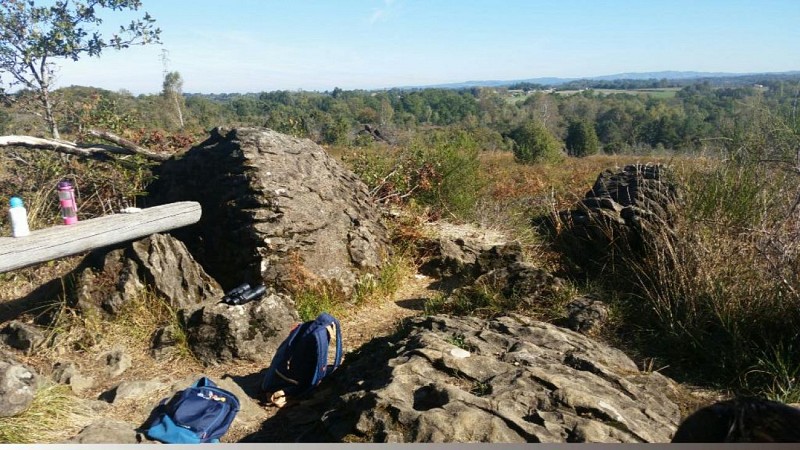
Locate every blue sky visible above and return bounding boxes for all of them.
[51,0,800,94]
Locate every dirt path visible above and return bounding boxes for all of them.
[343,273,435,352]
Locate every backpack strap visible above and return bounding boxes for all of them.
[309,314,343,389]
[330,316,343,371]
[261,323,303,392]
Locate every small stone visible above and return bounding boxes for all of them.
[0,357,38,417]
[449,348,470,359]
[52,362,95,394]
[0,321,46,354]
[101,349,131,377]
[112,379,166,403]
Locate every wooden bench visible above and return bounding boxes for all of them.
[0,201,201,273]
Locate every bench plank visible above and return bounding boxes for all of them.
[0,201,201,273]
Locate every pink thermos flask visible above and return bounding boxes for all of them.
[57,180,78,225]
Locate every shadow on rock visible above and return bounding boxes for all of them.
[394,298,427,311]
[227,369,269,400]
[0,276,66,324]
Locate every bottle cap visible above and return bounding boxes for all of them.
[57,180,73,190]
[9,197,22,208]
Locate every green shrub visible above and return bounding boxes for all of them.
[510,121,563,164]
[408,129,486,218]
[344,128,486,220]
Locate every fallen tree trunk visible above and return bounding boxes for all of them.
[0,132,170,161]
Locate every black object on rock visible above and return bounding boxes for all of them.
[221,283,267,306]
[672,397,800,443]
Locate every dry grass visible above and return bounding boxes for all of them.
[291,251,416,323]
[0,383,94,443]
[466,149,800,399]
[586,157,800,396]
[0,288,207,443]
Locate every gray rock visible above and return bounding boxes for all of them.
[67,420,142,444]
[147,127,391,295]
[559,164,680,271]
[256,315,681,443]
[101,348,132,377]
[151,324,181,360]
[0,321,45,354]
[74,233,223,316]
[86,399,111,413]
[420,239,524,282]
[438,260,565,314]
[110,379,167,403]
[184,292,298,365]
[52,361,95,394]
[216,376,268,429]
[566,296,610,334]
[0,354,38,417]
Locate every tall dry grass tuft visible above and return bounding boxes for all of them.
[44,288,194,362]
[0,383,93,443]
[619,157,800,395]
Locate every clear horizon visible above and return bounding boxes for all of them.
[24,0,800,95]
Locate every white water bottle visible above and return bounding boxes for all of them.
[9,197,31,237]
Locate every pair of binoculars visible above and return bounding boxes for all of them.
[221,283,267,305]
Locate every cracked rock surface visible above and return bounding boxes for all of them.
[247,314,681,443]
[148,127,391,294]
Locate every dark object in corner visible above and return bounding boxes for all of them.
[672,397,800,442]
[220,283,267,306]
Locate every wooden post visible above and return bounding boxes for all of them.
[0,202,201,273]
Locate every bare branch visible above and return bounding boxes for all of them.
[86,128,169,160]
[0,133,169,161]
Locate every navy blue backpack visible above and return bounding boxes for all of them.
[262,312,343,402]
[146,377,240,444]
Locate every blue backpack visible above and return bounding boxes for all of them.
[146,377,240,444]
[262,312,343,400]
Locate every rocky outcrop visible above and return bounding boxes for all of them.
[0,351,38,417]
[248,315,681,443]
[559,164,680,269]
[73,233,223,315]
[356,124,391,144]
[66,230,299,367]
[420,238,525,282]
[424,235,566,317]
[147,127,391,294]
[466,260,564,305]
[182,291,298,365]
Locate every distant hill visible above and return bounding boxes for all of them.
[412,70,800,90]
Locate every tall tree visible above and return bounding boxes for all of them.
[565,120,600,157]
[0,0,160,139]
[162,70,185,128]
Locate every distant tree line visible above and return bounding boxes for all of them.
[2,74,799,159]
